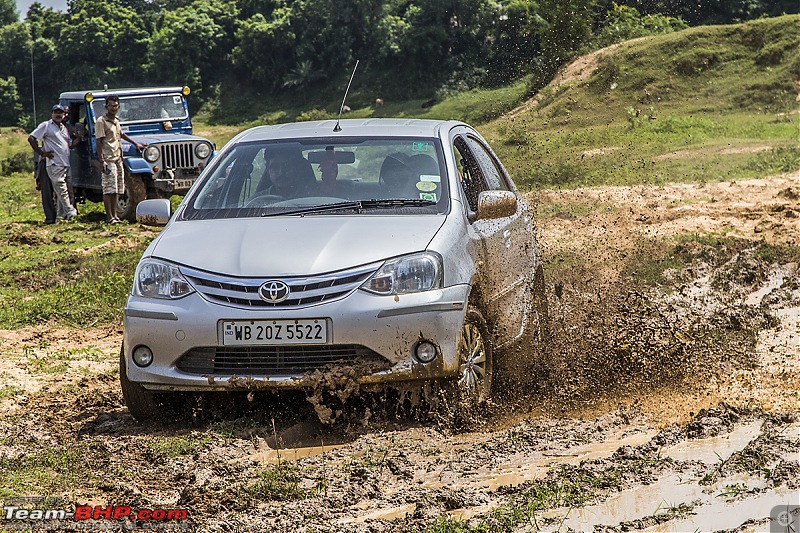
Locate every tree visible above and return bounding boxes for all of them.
[0,0,18,25]
[233,10,296,89]
[283,59,323,103]
[0,76,24,127]
[149,0,238,98]
[59,0,151,88]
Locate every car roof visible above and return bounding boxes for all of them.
[234,119,467,142]
[58,87,186,101]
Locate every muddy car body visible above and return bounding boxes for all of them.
[121,119,546,420]
[58,86,215,220]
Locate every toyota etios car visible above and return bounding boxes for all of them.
[121,119,546,421]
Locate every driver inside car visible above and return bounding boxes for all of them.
[256,153,316,199]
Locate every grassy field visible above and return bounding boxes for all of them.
[0,171,156,329]
[483,15,800,188]
[0,15,797,330]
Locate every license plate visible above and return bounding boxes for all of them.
[173,178,195,190]
[221,319,328,346]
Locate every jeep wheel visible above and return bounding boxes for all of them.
[117,170,147,222]
[119,347,166,422]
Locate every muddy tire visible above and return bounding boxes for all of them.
[117,170,146,222]
[119,347,163,422]
[456,307,493,406]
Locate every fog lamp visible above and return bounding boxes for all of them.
[132,345,154,367]
[413,341,438,364]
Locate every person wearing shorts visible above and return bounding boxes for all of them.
[95,94,145,223]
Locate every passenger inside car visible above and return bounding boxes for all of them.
[379,153,418,199]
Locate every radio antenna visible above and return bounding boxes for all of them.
[333,60,359,132]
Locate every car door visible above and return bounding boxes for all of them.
[451,127,535,347]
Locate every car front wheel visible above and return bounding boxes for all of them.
[119,346,163,422]
[456,307,493,405]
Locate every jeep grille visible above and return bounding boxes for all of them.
[161,143,195,169]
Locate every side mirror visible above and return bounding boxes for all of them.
[476,190,518,221]
[136,199,171,226]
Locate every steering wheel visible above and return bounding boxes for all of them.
[244,193,284,208]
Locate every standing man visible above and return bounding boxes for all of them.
[28,104,78,223]
[61,106,79,211]
[95,94,144,223]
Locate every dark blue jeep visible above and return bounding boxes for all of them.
[58,86,214,220]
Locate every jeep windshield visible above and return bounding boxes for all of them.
[183,137,449,220]
[91,94,188,124]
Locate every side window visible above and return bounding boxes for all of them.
[453,137,488,212]
[465,136,509,191]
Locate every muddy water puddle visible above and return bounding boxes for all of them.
[540,474,794,533]
[420,430,657,491]
[242,443,346,464]
[661,419,763,463]
[533,419,799,533]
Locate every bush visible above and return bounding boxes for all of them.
[596,4,688,48]
[1,151,33,175]
[673,48,722,76]
[295,108,332,122]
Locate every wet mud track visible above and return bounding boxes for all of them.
[0,174,799,532]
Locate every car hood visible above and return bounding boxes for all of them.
[123,133,209,145]
[150,215,447,277]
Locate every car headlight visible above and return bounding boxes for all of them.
[143,145,160,163]
[362,252,443,295]
[195,143,211,159]
[132,259,195,299]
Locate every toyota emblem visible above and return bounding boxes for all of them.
[258,280,290,303]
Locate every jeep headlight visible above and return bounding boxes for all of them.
[133,259,195,299]
[195,143,211,159]
[143,145,160,163]
[362,252,443,295]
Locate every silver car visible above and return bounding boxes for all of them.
[121,119,546,420]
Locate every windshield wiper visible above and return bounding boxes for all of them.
[259,198,436,218]
[360,198,437,208]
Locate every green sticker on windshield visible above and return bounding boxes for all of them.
[420,192,437,201]
[412,142,430,153]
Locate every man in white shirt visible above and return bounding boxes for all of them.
[28,104,78,223]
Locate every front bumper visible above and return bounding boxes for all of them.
[123,285,470,391]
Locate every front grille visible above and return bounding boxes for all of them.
[176,345,385,375]
[161,143,195,169]
[181,262,381,309]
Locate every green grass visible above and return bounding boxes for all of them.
[0,172,156,328]
[0,446,96,498]
[240,463,311,503]
[146,434,211,459]
[483,15,800,189]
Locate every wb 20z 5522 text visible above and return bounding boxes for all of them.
[222,319,327,346]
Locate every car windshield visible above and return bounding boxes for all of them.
[182,137,449,220]
[91,94,188,123]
